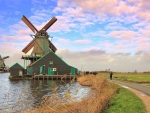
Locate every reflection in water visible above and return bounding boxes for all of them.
[0,73,90,113]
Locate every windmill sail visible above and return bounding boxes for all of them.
[21,15,38,33]
[42,17,57,31]
[21,15,57,55]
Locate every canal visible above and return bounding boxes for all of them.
[0,73,90,113]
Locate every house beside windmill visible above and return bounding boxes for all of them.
[23,51,78,76]
[10,15,78,77]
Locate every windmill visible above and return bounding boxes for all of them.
[21,15,57,56]
[0,55,9,71]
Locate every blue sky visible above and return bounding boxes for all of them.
[1,0,150,72]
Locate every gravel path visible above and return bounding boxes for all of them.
[111,80,150,113]
[112,80,150,96]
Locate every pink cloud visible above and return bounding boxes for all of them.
[118,1,137,15]
[109,30,137,40]
[57,0,150,22]
[17,29,33,35]
[74,39,92,44]
[2,34,31,42]
[3,35,17,40]
[57,0,68,7]
[136,42,150,51]
[139,0,150,11]
[57,38,70,44]
[137,11,150,21]
[138,29,150,37]
[70,0,118,16]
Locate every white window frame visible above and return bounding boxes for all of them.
[49,61,53,64]
[53,68,57,71]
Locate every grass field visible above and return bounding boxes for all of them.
[98,72,150,83]
[104,87,147,113]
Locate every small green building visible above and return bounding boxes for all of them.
[10,63,24,77]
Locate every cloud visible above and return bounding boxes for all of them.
[109,30,137,40]
[83,30,107,38]
[139,0,150,11]
[105,22,127,30]
[0,42,23,55]
[82,47,102,51]
[3,35,16,40]
[135,50,144,55]
[137,11,150,21]
[57,38,70,44]
[5,53,24,68]
[74,39,92,44]
[56,49,150,72]
[17,29,32,35]
[70,0,118,15]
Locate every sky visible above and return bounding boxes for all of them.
[1,0,150,72]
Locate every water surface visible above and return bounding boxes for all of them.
[0,73,90,113]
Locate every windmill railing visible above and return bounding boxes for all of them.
[22,54,44,69]
[22,54,43,58]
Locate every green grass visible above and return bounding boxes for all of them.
[104,87,147,113]
[98,73,150,83]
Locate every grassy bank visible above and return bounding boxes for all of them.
[98,73,150,83]
[104,87,147,113]
[22,75,119,113]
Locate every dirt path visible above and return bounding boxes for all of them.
[117,83,150,113]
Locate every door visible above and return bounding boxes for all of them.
[71,68,75,76]
[48,67,54,76]
[19,70,23,77]
[28,67,33,75]
[39,65,45,74]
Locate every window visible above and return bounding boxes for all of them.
[53,68,57,71]
[49,61,53,64]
